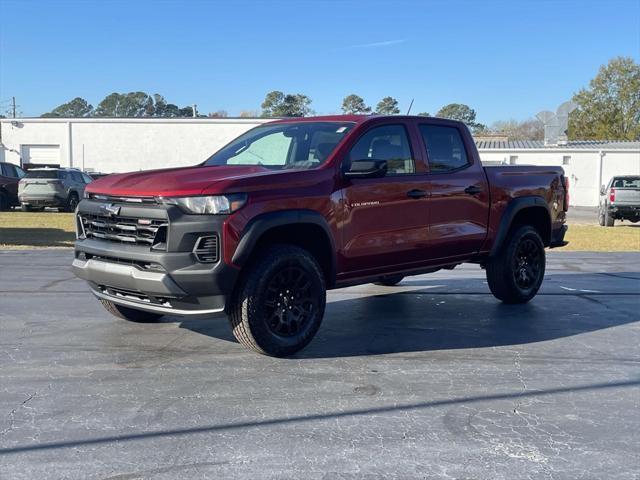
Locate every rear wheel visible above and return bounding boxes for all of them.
[486,225,545,304]
[375,275,405,286]
[21,204,33,212]
[228,244,326,357]
[99,299,163,323]
[604,209,615,227]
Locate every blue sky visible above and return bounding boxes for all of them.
[0,0,638,123]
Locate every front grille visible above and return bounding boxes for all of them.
[193,235,219,263]
[79,213,168,248]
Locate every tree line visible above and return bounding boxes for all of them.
[38,57,639,140]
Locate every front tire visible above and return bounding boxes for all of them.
[486,225,545,304]
[66,193,79,212]
[0,192,9,211]
[99,299,163,323]
[228,244,326,357]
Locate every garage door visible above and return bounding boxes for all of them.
[21,144,60,167]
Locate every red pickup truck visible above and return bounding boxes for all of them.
[73,115,568,356]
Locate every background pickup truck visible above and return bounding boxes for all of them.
[73,115,568,357]
[599,175,640,226]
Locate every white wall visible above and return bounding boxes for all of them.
[0,118,271,173]
[2,118,638,207]
[479,148,640,207]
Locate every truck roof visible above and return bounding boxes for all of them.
[269,114,439,125]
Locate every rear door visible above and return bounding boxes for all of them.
[417,121,490,260]
[339,121,431,276]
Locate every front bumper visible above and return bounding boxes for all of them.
[73,199,238,316]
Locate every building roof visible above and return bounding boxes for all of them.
[475,139,640,150]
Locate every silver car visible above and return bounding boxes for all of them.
[598,175,640,226]
[18,168,93,212]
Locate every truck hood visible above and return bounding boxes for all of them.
[87,164,332,197]
[87,165,277,197]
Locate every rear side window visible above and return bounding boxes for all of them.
[348,125,415,175]
[70,171,83,182]
[25,170,59,179]
[419,125,469,172]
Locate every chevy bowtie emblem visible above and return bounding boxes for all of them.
[99,203,120,216]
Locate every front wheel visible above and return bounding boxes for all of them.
[486,225,545,304]
[100,299,163,323]
[66,193,79,212]
[0,192,9,211]
[228,244,326,357]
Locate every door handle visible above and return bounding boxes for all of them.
[464,185,482,195]
[407,189,428,199]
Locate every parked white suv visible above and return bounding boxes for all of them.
[18,168,93,212]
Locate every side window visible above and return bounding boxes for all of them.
[347,125,414,175]
[81,173,93,183]
[15,166,26,178]
[419,125,470,172]
[58,171,68,181]
[70,171,83,183]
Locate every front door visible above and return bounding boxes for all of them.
[339,123,430,277]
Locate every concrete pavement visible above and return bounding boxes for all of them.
[1,250,639,479]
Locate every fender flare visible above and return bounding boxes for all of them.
[490,196,551,256]
[231,209,337,284]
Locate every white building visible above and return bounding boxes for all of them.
[1,117,638,207]
[477,139,640,207]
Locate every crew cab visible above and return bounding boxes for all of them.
[72,115,568,356]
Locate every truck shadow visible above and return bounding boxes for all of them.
[179,271,640,359]
[0,227,75,247]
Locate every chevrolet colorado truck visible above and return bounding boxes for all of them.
[72,115,568,357]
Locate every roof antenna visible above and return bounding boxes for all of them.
[406,98,414,115]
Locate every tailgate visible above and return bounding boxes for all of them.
[612,187,640,206]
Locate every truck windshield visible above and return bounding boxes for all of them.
[204,122,354,170]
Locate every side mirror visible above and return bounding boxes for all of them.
[344,159,387,179]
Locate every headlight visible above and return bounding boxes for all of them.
[159,193,247,215]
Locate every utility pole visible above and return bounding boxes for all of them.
[11,97,16,118]
[192,104,197,118]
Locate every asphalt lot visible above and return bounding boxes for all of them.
[1,250,639,479]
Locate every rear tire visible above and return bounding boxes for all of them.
[228,244,326,357]
[375,275,405,286]
[486,225,545,304]
[99,299,163,323]
[21,204,33,212]
[604,209,615,227]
